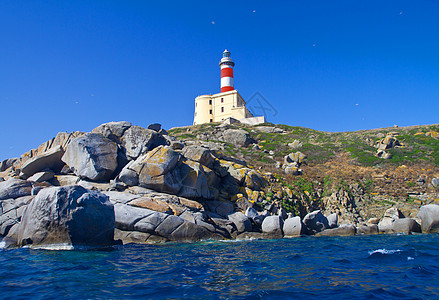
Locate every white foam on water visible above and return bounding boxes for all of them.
[369,249,402,255]
[31,243,75,251]
[0,241,6,249]
[219,237,260,243]
[408,256,415,261]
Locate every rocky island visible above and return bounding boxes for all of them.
[1,121,439,249]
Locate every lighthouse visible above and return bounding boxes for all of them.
[219,49,235,93]
[193,49,264,125]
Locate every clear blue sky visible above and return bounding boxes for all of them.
[1,0,439,160]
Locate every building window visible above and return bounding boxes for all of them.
[209,100,212,105]
[196,103,197,107]
[195,112,197,116]
[209,109,212,114]
[221,107,224,113]
[221,98,224,103]
[210,119,213,123]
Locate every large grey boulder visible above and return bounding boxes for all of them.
[283,216,303,237]
[118,146,181,190]
[205,201,235,217]
[357,224,379,235]
[18,186,115,248]
[182,145,214,167]
[147,123,161,132]
[227,212,252,233]
[118,145,216,200]
[0,179,33,200]
[302,210,329,234]
[117,161,140,186]
[284,151,306,165]
[255,126,285,133]
[316,224,356,237]
[376,135,400,150]
[113,203,215,242]
[20,145,65,178]
[244,169,266,191]
[62,133,119,182]
[417,204,439,233]
[223,129,253,147]
[392,218,421,234]
[121,126,167,160]
[137,146,181,193]
[0,158,19,172]
[245,207,259,219]
[0,196,34,239]
[176,160,212,199]
[92,121,132,144]
[113,203,155,231]
[378,207,403,232]
[327,213,338,229]
[27,171,54,183]
[261,215,283,236]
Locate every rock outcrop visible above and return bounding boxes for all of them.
[92,121,132,144]
[0,179,33,200]
[223,129,253,147]
[20,146,65,178]
[302,210,329,234]
[378,207,403,233]
[120,126,167,160]
[62,133,119,182]
[3,120,439,247]
[417,204,439,233]
[391,218,421,234]
[261,215,283,237]
[18,186,115,248]
[283,216,303,237]
[113,202,219,243]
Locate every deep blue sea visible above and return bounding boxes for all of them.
[1,234,439,299]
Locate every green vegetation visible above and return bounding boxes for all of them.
[344,143,381,166]
[361,178,374,192]
[169,121,439,167]
[406,181,416,188]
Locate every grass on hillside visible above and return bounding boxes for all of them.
[168,123,439,169]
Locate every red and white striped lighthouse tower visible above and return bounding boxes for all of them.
[219,49,235,93]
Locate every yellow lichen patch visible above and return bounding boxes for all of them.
[244,187,252,197]
[427,131,439,138]
[233,163,246,169]
[231,193,244,202]
[178,198,203,210]
[250,190,260,202]
[284,187,293,198]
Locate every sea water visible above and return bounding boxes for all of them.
[1,234,438,299]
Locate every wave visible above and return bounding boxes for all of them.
[368,249,402,255]
[367,248,423,263]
